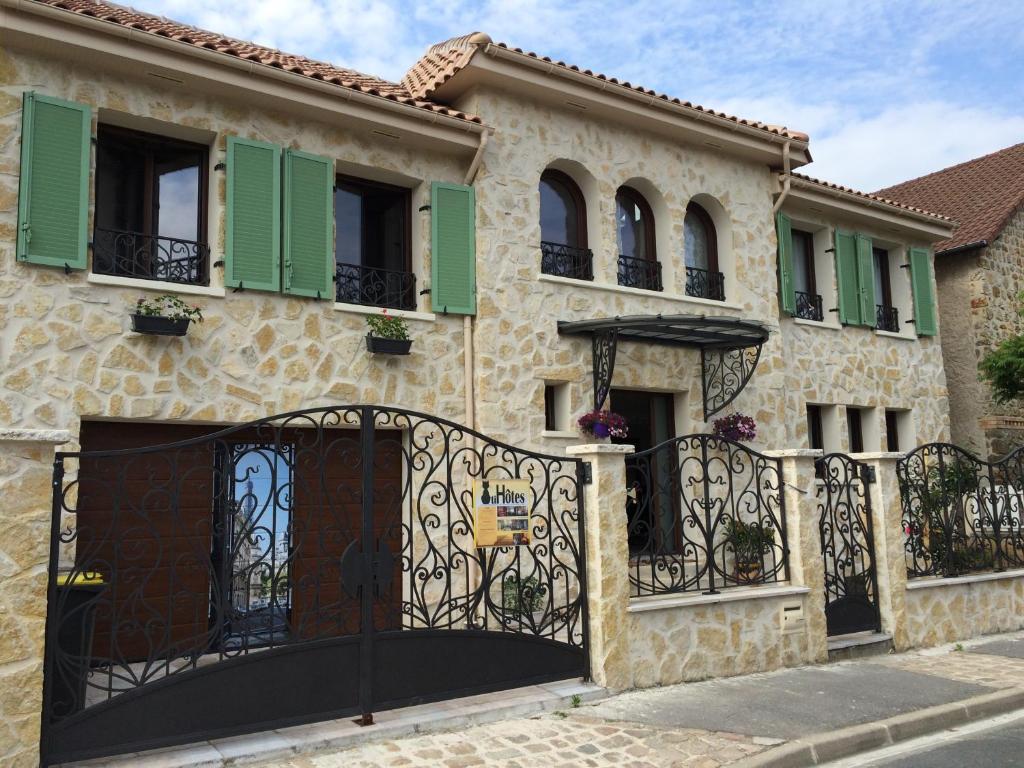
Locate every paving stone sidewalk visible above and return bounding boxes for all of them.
[247,632,1024,768]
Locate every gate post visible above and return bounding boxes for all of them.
[765,449,829,664]
[0,428,70,768]
[565,443,633,691]
[853,453,910,650]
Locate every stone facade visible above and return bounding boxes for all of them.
[935,204,1024,459]
[903,575,1024,649]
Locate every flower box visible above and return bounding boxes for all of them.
[366,334,413,355]
[130,314,191,336]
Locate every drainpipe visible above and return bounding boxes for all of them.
[771,140,792,214]
[461,129,488,436]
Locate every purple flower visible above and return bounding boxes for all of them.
[712,412,757,443]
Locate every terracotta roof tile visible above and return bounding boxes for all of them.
[403,33,809,143]
[873,143,1024,253]
[790,172,953,222]
[32,0,483,124]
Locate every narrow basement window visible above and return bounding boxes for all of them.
[544,383,570,432]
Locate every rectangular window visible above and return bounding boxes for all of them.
[792,229,823,321]
[807,405,824,451]
[543,383,569,432]
[847,407,865,454]
[335,176,413,309]
[94,125,208,285]
[885,410,900,452]
[874,247,898,331]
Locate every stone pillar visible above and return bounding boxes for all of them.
[0,428,70,768]
[852,452,910,650]
[565,443,633,691]
[765,449,828,664]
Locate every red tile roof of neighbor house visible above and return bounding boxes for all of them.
[790,172,954,223]
[402,33,811,144]
[874,143,1024,254]
[30,0,483,124]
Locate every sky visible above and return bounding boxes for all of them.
[142,0,1024,191]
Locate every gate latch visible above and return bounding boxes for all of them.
[340,540,395,598]
[860,464,877,484]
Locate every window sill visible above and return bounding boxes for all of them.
[906,568,1024,590]
[875,329,917,342]
[541,430,580,440]
[332,302,436,322]
[792,317,841,331]
[537,274,745,311]
[628,583,810,613]
[87,273,226,298]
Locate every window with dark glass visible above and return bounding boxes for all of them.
[544,385,558,431]
[334,176,413,310]
[808,404,825,478]
[792,229,823,321]
[885,410,900,452]
[539,170,592,280]
[93,125,208,285]
[616,187,660,291]
[847,407,865,454]
[683,202,723,300]
[873,247,898,332]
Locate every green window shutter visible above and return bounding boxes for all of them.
[283,149,334,299]
[834,230,861,325]
[226,136,281,292]
[16,92,91,270]
[431,182,476,315]
[909,246,938,336]
[775,212,796,315]
[855,233,876,328]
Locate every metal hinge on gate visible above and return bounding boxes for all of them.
[860,464,877,484]
[580,462,592,485]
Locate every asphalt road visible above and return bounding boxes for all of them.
[844,716,1024,767]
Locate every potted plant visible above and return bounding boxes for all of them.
[366,309,412,355]
[724,517,775,583]
[712,412,757,442]
[131,295,203,336]
[577,410,628,440]
[502,574,546,619]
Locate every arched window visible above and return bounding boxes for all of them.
[616,186,661,290]
[683,202,723,300]
[539,169,591,280]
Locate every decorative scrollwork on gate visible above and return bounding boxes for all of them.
[701,345,763,420]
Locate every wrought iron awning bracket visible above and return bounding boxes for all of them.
[700,341,764,421]
[592,328,618,411]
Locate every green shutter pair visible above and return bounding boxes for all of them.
[225,137,333,297]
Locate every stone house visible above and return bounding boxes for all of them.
[5,1,1009,766]
[876,143,1024,459]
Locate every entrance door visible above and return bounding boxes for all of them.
[611,390,675,554]
[816,453,881,636]
[43,407,588,766]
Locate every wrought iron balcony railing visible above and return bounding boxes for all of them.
[617,254,663,292]
[876,304,899,332]
[540,241,594,281]
[795,290,824,322]
[92,228,209,286]
[684,266,725,301]
[336,263,416,310]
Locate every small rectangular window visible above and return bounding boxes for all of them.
[93,125,209,285]
[847,407,865,454]
[885,410,899,452]
[807,405,824,451]
[335,176,413,310]
[543,382,570,432]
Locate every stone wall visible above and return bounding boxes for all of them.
[903,574,1024,649]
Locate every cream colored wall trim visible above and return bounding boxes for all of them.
[1,0,484,150]
[537,273,747,312]
[333,302,437,323]
[792,317,841,331]
[628,584,810,612]
[88,273,227,298]
[0,428,71,444]
[875,329,917,342]
[540,430,580,440]
[906,568,1024,590]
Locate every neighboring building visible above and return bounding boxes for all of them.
[0,2,961,766]
[876,144,1024,459]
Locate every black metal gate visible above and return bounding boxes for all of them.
[41,406,588,766]
[815,453,881,636]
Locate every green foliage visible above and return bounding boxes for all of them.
[724,518,776,565]
[135,294,203,323]
[366,309,409,340]
[570,694,582,708]
[502,574,544,616]
[980,292,1024,404]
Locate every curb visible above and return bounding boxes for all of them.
[730,688,1024,768]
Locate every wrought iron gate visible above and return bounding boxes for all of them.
[41,406,588,766]
[815,453,880,636]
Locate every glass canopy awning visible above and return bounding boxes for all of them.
[557,314,770,420]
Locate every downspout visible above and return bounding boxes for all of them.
[772,140,792,214]
[461,129,489,436]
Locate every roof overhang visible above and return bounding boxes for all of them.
[0,0,485,154]
[427,46,811,170]
[558,315,769,420]
[782,177,956,243]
